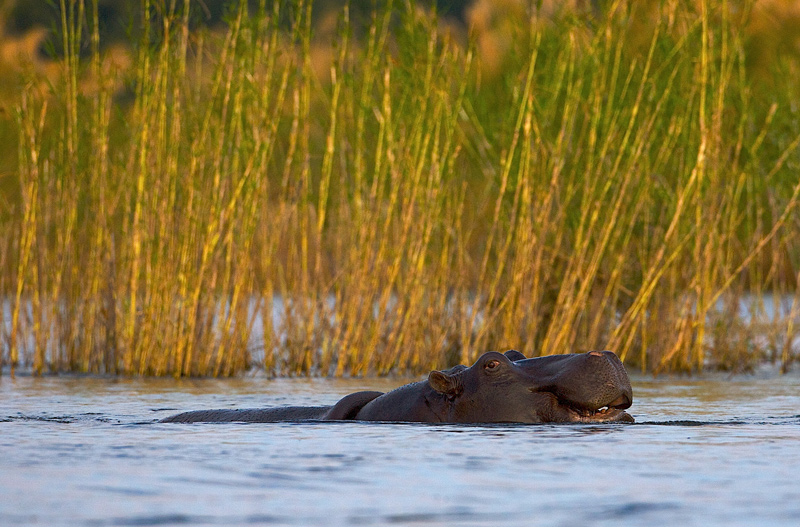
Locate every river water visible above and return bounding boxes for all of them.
[2,371,799,527]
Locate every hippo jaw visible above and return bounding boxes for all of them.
[552,393,635,423]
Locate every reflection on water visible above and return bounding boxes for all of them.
[2,374,800,526]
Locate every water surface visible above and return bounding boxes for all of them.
[2,372,799,526]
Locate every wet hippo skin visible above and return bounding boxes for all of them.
[161,350,634,424]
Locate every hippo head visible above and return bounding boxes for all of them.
[427,350,634,424]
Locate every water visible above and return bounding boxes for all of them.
[2,372,800,527]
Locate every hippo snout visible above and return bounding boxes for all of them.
[522,350,633,419]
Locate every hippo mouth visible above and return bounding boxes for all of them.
[569,406,634,423]
[560,394,634,423]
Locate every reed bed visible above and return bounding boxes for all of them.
[1,0,799,377]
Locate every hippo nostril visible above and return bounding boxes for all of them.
[588,351,604,357]
[608,394,631,409]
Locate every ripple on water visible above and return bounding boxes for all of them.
[87,514,210,526]
[597,501,682,519]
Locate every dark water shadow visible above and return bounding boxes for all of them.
[4,413,124,424]
[349,510,523,525]
[6,413,800,427]
[147,417,638,429]
[4,414,76,424]
[135,414,800,429]
[635,416,800,426]
[593,501,682,520]
[85,514,218,526]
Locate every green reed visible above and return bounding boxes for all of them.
[1,0,799,377]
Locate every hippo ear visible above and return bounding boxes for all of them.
[428,369,463,396]
[504,349,526,361]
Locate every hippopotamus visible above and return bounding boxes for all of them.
[161,350,634,424]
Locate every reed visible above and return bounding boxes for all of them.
[1,0,799,377]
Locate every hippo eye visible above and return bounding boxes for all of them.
[484,359,501,371]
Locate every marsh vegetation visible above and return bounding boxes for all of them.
[1,0,799,377]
